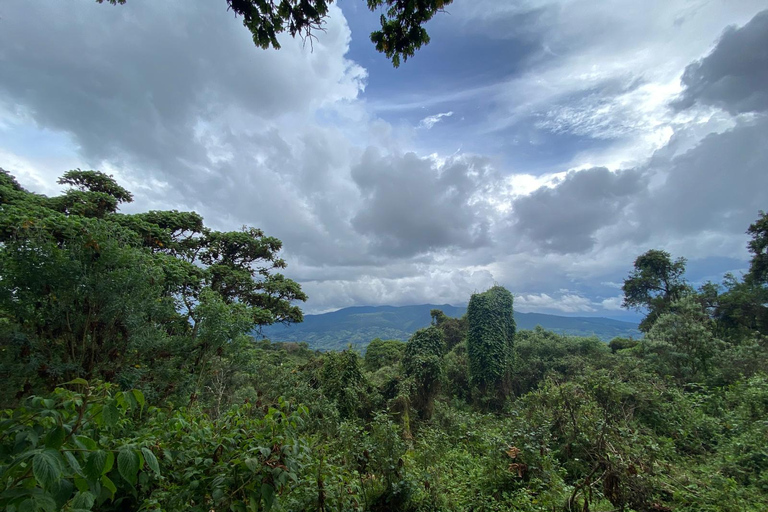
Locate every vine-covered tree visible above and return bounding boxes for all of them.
[96,0,453,67]
[466,286,515,403]
[622,249,690,332]
[402,326,444,419]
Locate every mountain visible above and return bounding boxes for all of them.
[259,304,641,351]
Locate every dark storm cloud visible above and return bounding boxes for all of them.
[674,10,768,114]
[511,167,646,254]
[642,115,768,236]
[351,149,500,257]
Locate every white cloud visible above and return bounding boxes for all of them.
[515,293,597,313]
[601,296,625,311]
[418,111,454,129]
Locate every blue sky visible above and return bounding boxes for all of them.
[1,0,767,319]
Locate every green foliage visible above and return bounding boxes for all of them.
[467,286,515,402]
[0,381,311,511]
[511,328,610,396]
[622,249,690,331]
[430,308,467,351]
[97,0,453,67]
[0,168,305,403]
[608,336,639,353]
[318,350,371,419]
[0,382,154,511]
[747,210,768,285]
[365,338,405,372]
[643,296,724,383]
[402,327,444,420]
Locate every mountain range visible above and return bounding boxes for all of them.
[259,304,642,351]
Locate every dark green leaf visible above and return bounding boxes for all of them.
[33,449,62,491]
[63,451,83,476]
[117,449,139,486]
[141,447,160,476]
[102,403,119,427]
[84,450,108,482]
[131,389,145,409]
[101,475,117,499]
[72,490,95,510]
[44,426,66,450]
[261,483,276,511]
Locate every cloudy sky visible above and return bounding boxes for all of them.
[1,0,767,318]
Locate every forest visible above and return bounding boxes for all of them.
[0,168,767,512]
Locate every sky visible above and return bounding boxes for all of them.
[1,0,767,319]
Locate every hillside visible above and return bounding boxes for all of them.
[259,304,641,350]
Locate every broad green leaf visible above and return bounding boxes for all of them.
[34,493,57,512]
[122,391,137,409]
[63,451,83,476]
[101,475,117,499]
[44,426,66,450]
[102,403,119,427]
[245,457,260,472]
[117,449,139,486]
[33,449,62,491]
[103,451,115,475]
[261,483,276,512]
[63,378,89,386]
[131,389,145,409]
[83,450,109,482]
[74,475,89,492]
[141,447,160,476]
[72,490,95,510]
[52,478,74,508]
[75,436,97,451]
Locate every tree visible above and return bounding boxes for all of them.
[747,210,768,285]
[0,168,306,401]
[430,308,467,351]
[402,326,444,419]
[643,296,723,383]
[622,249,690,332]
[364,338,405,371]
[96,0,453,67]
[466,285,515,404]
[318,349,368,418]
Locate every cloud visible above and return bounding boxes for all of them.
[509,167,646,253]
[351,149,503,257]
[674,10,768,114]
[2,0,766,318]
[600,296,624,311]
[418,111,454,129]
[641,116,768,238]
[515,292,597,313]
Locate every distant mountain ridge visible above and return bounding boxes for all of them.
[259,304,641,351]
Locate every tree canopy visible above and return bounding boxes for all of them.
[622,249,690,332]
[96,0,453,67]
[0,167,305,399]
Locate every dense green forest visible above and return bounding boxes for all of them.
[1,169,767,511]
[259,305,642,351]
